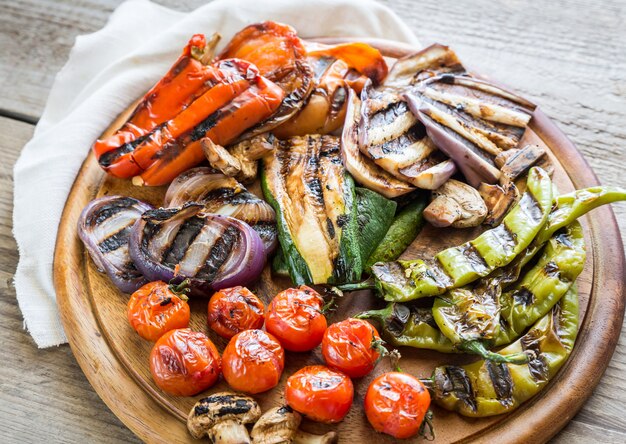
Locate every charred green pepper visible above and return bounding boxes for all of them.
[365,193,428,271]
[371,167,554,302]
[355,187,398,266]
[424,285,579,417]
[357,302,455,352]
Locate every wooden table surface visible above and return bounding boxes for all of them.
[1,0,625,442]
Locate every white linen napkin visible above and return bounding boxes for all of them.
[12,0,420,348]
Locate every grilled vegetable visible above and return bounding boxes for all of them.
[95,32,285,186]
[359,82,456,189]
[222,329,285,394]
[423,179,487,228]
[150,328,221,396]
[78,196,152,293]
[497,144,546,184]
[405,74,536,187]
[285,365,354,423]
[341,88,415,198]
[355,187,397,264]
[357,302,454,352]
[478,182,519,227]
[262,134,362,285]
[207,286,265,339]
[129,204,266,297]
[496,221,586,345]
[250,406,338,444]
[372,167,553,301]
[218,21,314,138]
[164,167,277,254]
[365,193,428,270]
[425,285,579,417]
[364,372,432,439]
[127,280,190,341]
[188,392,261,443]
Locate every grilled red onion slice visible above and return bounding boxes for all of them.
[164,167,278,254]
[129,204,266,297]
[77,196,152,293]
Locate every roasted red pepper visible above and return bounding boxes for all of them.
[93,34,284,186]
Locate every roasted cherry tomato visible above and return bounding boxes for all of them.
[322,318,383,378]
[285,365,354,423]
[222,329,285,394]
[149,328,221,396]
[364,372,431,439]
[207,286,265,339]
[127,280,190,341]
[265,286,327,352]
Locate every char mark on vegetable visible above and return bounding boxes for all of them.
[161,216,206,268]
[85,197,138,226]
[485,360,514,406]
[98,226,132,253]
[521,330,549,382]
[435,366,477,413]
[512,287,535,306]
[196,225,241,280]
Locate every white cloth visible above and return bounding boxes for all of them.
[13,0,419,348]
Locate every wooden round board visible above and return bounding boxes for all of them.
[53,38,625,443]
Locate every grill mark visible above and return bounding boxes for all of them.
[435,366,477,413]
[98,125,166,167]
[518,191,543,224]
[555,232,574,247]
[521,330,549,382]
[543,261,560,278]
[196,225,240,280]
[486,361,514,406]
[161,216,206,268]
[410,306,439,329]
[513,287,535,306]
[326,217,336,239]
[430,258,455,288]
[189,109,222,142]
[85,197,138,226]
[461,244,490,274]
[98,225,132,253]
[488,224,518,258]
[386,303,411,336]
[370,101,410,127]
[193,395,253,416]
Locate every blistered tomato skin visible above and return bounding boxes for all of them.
[285,365,354,423]
[364,372,431,439]
[322,318,382,378]
[127,281,190,341]
[265,286,327,352]
[149,328,221,397]
[222,329,285,394]
[207,286,265,339]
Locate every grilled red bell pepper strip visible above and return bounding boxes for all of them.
[135,77,284,186]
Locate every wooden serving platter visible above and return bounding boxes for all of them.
[53,39,625,443]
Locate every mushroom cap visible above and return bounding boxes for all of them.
[251,406,302,444]
[187,392,261,439]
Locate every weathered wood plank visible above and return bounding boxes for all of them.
[0,116,140,443]
[0,0,625,442]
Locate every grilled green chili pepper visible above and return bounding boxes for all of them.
[496,221,585,345]
[371,167,553,302]
[357,303,455,352]
[365,193,428,271]
[432,221,585,361]
[424,285,579,417]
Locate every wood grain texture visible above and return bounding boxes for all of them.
[1,0,625,443]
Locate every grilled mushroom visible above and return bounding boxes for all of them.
[478,182,519,227]
[251,406,338,444]
[424,179,488,228]
[188,392,261,443]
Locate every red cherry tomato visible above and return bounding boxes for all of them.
[285,365,354,423]
[149,328,221,396]
[207,286,265,339]
[364,372,431,439]
[265,286,327,352]
[127,281,190,341]
[322,318,382,378]
[222,329,285,394]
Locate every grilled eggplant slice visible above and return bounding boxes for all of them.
[164,167,277,254]
[384,44,465,88]
[405,74,536,187]
[262,134,362,285]
[341,88,415,198]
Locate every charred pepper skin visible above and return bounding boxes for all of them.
[425,285,579,417]
[357,303,455,353]
[371,167,554,302]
